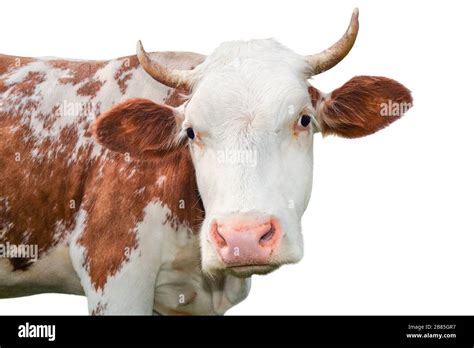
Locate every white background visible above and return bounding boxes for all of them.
[1,0,473,315]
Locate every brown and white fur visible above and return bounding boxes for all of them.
[0,51,253,315]
[0,36,412,314]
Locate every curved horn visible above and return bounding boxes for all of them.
[136,40,194,90]
[306,8,359,75]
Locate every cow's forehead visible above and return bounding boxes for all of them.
[187,78,310,132]
[195,38,308,75]
[187,39,311,131]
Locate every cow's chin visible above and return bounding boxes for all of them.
[201,247,304,278]
[225,264,280,278]
[202,262,280,278]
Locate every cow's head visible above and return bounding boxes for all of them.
[92,9,412,278]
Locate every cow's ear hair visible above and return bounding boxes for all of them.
[309,76,413,138]
[90,98,184,158]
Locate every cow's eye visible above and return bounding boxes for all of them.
[299,115,312,128]
[186,127,195,140]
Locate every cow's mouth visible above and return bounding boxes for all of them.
[226,264,280,278]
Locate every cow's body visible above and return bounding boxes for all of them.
[0,53,250,314]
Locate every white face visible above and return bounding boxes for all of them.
[182,40,316,277]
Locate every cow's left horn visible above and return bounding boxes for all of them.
[137,40,194,90]
[306,8,359,75]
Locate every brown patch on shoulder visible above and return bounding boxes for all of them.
[1,71,46,114]
[77,80,104,98]
[0,54,35,75]
[114,55,139,95]
[49,59,107,85]
[78,145,204,291]
[77,178,138,292]
[49,59,107,98]
[9,71,46,98]
[156,148,204,231]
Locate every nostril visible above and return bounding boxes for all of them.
[212,224,227,248]
[259,227,275,244]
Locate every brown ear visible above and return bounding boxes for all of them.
[90,98,183,158]
[310,76,413,138]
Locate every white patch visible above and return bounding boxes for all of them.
[156,175,167,187]
[135,186,146,195]
[0,197,11,212]
[185,39,313,273]
[127,168,137,179]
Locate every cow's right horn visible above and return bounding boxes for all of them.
[305,8,359,75]
[137,40,195,90]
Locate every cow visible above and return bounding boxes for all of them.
[0,9,412,315]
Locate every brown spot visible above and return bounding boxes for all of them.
[77,80,104,98]
[0,79,7,93]
[49,59,107,98]
[0,54,34,75]
[114,55,139,95]
[1,71,47,119]
[91,302,108,315]
[9,71,46,98]
[310,76,413,138]
[49,59,107,86]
